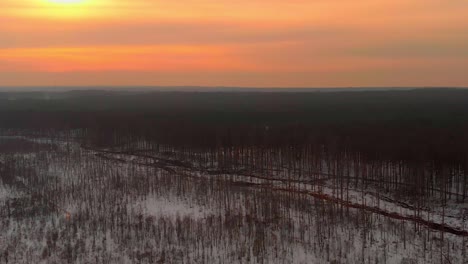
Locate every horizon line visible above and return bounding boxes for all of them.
[1,86,467,90]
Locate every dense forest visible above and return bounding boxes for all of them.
[0,88,467,263]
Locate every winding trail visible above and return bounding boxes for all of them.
[85,146,468,237]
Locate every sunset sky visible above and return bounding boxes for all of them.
[1,0,467,87]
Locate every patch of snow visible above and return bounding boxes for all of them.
[0,184,15,202]
[137,196,213,220]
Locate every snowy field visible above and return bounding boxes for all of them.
[0,136,467,263]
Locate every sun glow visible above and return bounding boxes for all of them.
[47,0,85,4]
[35,0,96,18]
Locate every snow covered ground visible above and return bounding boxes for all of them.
[0,185,14,203]
[0,136,467,263]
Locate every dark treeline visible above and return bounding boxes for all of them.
[1,89,468,202]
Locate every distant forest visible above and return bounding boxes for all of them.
[1,88,468,143]
[1,89,468,190]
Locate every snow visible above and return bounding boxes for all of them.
[0,135,467,263]
[137,196,213,220]
[0,184,13,202]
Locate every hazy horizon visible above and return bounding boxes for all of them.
[1,86,467,93]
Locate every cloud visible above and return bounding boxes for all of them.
[0,19,347,48]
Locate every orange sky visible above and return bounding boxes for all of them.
[1,0,467,87]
